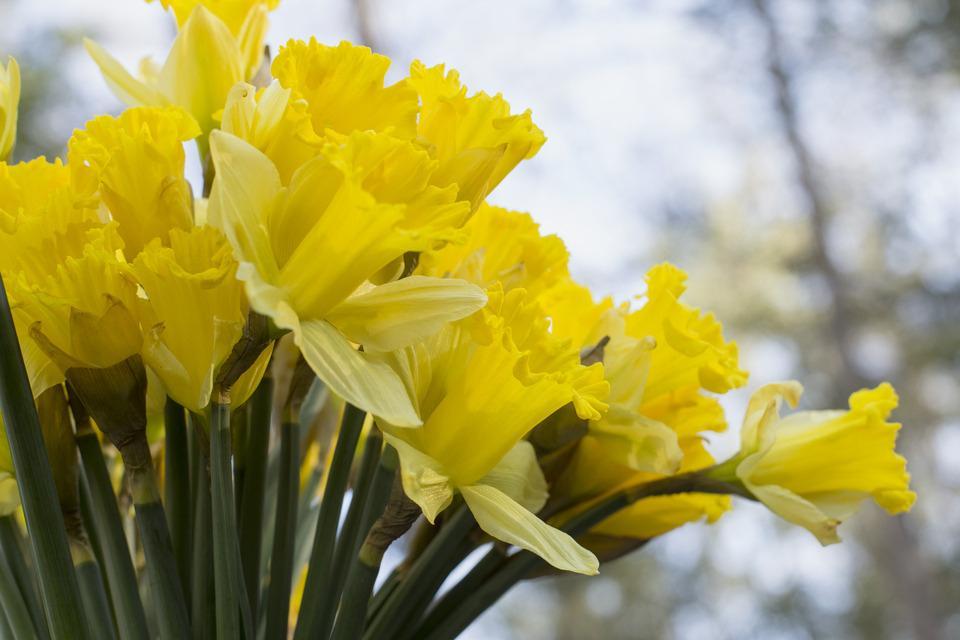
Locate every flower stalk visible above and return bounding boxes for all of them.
[0,277,91,640]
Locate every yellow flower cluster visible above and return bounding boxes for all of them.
[0,0,915,586]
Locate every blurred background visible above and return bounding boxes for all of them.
[2,0,958,637]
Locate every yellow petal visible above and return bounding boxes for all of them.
[745,482,841,545]
[295,319,421,427]
[461,484,598,575]
[158,6,245,134]
[208,130,283,283]
[326,276,486,352]
[588,408,682,475]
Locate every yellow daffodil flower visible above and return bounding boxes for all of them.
[208,129,487,425]
[132,225,270,412]
[85,1,273,138]
[710,381,916,545]
[68,107,200,258]
[547,264,747,539]
[0,57,20,161]
[418,203,570,299]
[409,61,546,212]
[375,286,608,574]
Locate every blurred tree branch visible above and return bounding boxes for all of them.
[750,2,942,639]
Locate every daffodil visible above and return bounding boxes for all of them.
[208,129,487,425]
[409,61,546,211]
[68,107,200,258]
[710,381,916,544]
[375,286,608,574]
[85,1,274,138]
[418,203,570,298]
[0,56,20,161]
[132,225,270,412]
[546,264,747,540]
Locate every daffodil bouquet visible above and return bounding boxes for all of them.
[0,2,916,639]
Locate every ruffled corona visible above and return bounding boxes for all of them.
[409,61,546,211]
[0,57,20,161]
[271,39,419,141]
[376,286,607,574]
[68,107,200,257]
[208,129,486,425]
[716,381,916,544]
[10,228,142,374]
[132,225,267,411]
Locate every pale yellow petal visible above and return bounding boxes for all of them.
[746,482,841,545]
[295,319,421,427]
[478,441,548,513]
[382,433,453,523]
[588,408,682,475]
[461,484,598,575]
[84,38,165,107]
[326,276,486,352]
[208,130,282,282]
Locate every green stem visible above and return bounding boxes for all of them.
[75,431,149,640]
[74,557,116,640]
[365,567,400,626]
[0,276,91,639]
[0,553,37,640]
[125,435,191,640]
[292,403,365,640]
[237,376,272,623]
[329,444,397,640]
[164,398,192,603]
[190,451,214,640]
[413,546,507,638]
[263,420,299,640]
[0,603,13,640]
[423,472,748,640]
[209,400,254,640]
[0,518,46,639]
[363,506,476,640]
[314,427,384,640]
